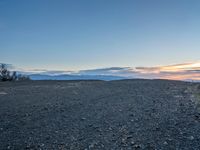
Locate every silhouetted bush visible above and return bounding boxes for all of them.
[0,64,30,82]
[17,74,30,81]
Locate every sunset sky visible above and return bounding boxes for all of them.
[1,0,200,80]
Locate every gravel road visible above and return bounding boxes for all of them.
[0,80,200,150]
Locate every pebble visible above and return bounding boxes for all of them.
[0,92,7,95]
[189,136,194,140]
[81,117,86,121]
[89,143,95,149]
[127,135,133,139]
[163,141,168,145]
[129,113,134,117]
[134,144,141,148]
[88,124,93,127]
[130,141,135,145]
[55,131,59,133]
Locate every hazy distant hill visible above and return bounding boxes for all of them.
[29,74,127,81]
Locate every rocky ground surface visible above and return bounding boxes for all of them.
[0,79,200,150]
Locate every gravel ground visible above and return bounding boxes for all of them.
[0,79,200,150]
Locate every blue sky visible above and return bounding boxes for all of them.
[1,0,200,71]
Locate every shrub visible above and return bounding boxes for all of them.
[0,64,11,81]
[0,64,30,82]
[17,74,30,81]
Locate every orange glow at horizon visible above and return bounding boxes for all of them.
[135,61,200,81]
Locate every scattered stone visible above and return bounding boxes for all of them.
[163,141,168,145]
[81,117,86,121]
[0,92,7,95]
[55,131,59,133]
[108,127,112,131]
[189,136,194,140]
[129,113,134,117]
[127,135,133,139]
[89,143,95,149]
[45,136,50,140]
[130,141,135,145]
[25,113,29,117]
[134,144,141,148]
[43,107,49,111]
[88,124,93,127]
[121,138,126,144]
[155,127,160,130]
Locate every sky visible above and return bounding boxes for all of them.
[1,0,200,80]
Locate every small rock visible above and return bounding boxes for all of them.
[163,141,168,145]
[189,136,194,140]
[127,135,133,139]
[45,136,50,140]
[25,113,29,117]
[88,124,93,127]
[96,128,102,132]
[129,113,134,117]
[155,127,160,130]
[0,92,7,95]
[43,107,48,111]
[130,141,135,145]
[60,108,65,112]
[25,145,31,149]
[89,143,95,149]
[121,138,126,144]
[134,144,141,148]
[81,117,86,121]
[55,131,59,133]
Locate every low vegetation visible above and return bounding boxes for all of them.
[0,64,30,82]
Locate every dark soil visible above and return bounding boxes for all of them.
[0,79,200,150]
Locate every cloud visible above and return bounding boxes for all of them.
[77,67,135,77]
[136,62,200,73]
[134,62,200,81]
[76,62,200,81]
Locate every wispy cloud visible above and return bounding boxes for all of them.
[134,62,200,81]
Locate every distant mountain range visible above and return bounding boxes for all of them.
[29,74,127,81]
[12,64,200,82]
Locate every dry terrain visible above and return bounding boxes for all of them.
[0,80,200,150]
